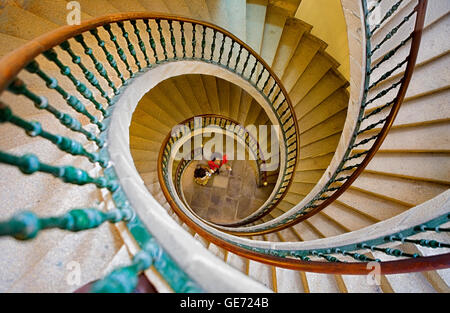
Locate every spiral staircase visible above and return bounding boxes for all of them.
[0,0,448,293]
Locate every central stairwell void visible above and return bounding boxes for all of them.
[0,0,449,293]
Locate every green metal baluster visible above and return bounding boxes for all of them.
[369,35,412,74]
[226,39,235,68]
[267,81,277,98]
[256,67,266,86]
[180,21,187,58]
[360,243,420,258]
[85,29,125,87]
[388,236,450,249]
[143,19,159,63]
[311,251,342,262]
[91,250,152,293]
[43,48,108,118]
[415,225,450,233]
[191,22,197,59]
[370,10,416,56]
[361,99,395,122]
[370,0,404,35]
[233,44,243,72]
[200,24,206,59]
[366,0,382,16]
[218,33,226,63]
[210,29,217,61]
[168,20,177,59]
[345,150,369,161]
[117,21,142,71]
[8,79,103,147]
[59,41,113,103]
[0,151,118,191]
[25,60,105,131]
[0,106,107,167]
[357,117,387,135]
[0,207,132,240]
[364,79,402,108]
[156,19,168,61]
[368,58,407,90]
[289,252,311,261]
[103,24,134,77]
[335,249,380,262]
[249,58,258,81]
[262,74,271,92]
[130,20,151,67]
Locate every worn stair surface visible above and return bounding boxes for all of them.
[0,0,448,292]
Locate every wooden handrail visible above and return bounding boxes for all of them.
[0,12,299,225]
[236,0,429,235]
[0,12,298,145]
[159,153,450,274]
[155,0,447,274]
[190,0,429,236]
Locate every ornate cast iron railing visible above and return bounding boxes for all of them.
[176,0,434,235]
[155,0,450,274]
[0,13,300,292]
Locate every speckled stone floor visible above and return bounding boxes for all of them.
[181,159,275,224]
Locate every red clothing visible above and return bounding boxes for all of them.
[208,154,228,171]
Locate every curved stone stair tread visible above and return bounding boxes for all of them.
[206,0,247,43]
[154,80,196,120]
[24,0,93,26]
[320,203,374,232]
[1,1,448,289]
[246,0,268,54]
[259,4,289,67]
[299,110,347,147]
[358,121,450,153]
[171,75,205,116]
[280,33,327,92]
[294,71,349,122]
[289,52,340,108]
[5,222,124,292]
[335,188,409,222]
[371,0,449,62]
[68,0,120,17]
[271,17,312,77]
[367,52,450,111]
[0,5,59,41]
[363,152,450,185]
[371,12,449,78]
[351,172,448,207]
[0,33,28,58]
[362,89,450,132]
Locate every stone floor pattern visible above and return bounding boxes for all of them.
[181,160,275,224]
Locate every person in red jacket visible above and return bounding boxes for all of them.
[208,153,231,175]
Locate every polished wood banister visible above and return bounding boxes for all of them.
[239,0,430,235]
[0,12,299,225]
[159,157,450,274]
[207,0,429,236]
[0,12,299,147]
[155,1,447,274]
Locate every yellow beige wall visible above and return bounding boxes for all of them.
[295,0,350,80]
